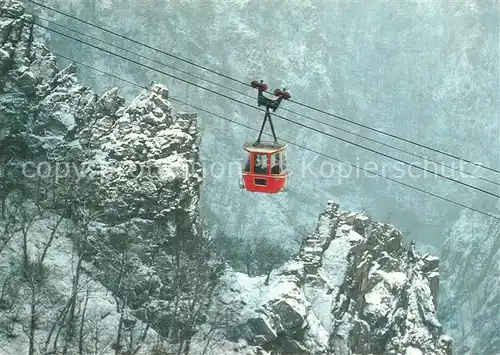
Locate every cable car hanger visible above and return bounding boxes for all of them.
[238,81,292,194]
[251,80,291,146]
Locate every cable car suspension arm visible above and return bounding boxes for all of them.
[251,80,291,145]
[256,107,278,145]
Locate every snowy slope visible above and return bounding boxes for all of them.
[0,206,158,355]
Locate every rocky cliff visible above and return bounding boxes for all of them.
[1,1,217,353]
[0,1,452,354]
[193,201,452,354]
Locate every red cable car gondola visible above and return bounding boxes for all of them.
[240,80,291,194]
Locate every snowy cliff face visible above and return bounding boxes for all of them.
[0,0,204,257]
[80,85,202,226]
[1,1,216,353]
[439,209,500,355]
[194,201,452,355]
[0,0,202,227]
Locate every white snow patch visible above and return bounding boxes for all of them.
[57,110,76,130]
[303,312,330,352]
[304,284,334,330]
[379,270,407,287]
[157,155,190,182]
[304,227,353,331]
[364,270,406,316]
[347,229,364,242]
[365,282,391,316]
[406,346,423,355]
[365,286,383,305]
[321,230,352,293]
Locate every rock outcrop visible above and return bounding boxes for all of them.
[0,0,217,351]
[200,201,452,355]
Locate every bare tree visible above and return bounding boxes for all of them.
[42,200,101,354]
[200,299,240,355]
[19,255,52,355]
[0,154,17,219]
[111,250,133,355]
[214,232,291,283]
[16,203,40,273]
[60,250,87,355]
[78,285,91,355]
[252,236,290,285]
[0,194,23,254]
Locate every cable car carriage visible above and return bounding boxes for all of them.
[240,80,291,194]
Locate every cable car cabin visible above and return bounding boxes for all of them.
[241,142,288,193]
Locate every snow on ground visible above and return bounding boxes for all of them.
[406,346,423,355]
[217,263,304,324]
[0,206,158,355]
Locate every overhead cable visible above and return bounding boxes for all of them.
[36,15,500,188]
[26,0,500,175]
[29,19,500,199]
[49,51,500,222]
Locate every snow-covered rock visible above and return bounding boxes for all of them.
[0,0,203,243]
[197,201,452,354]
[0,1,214,353]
